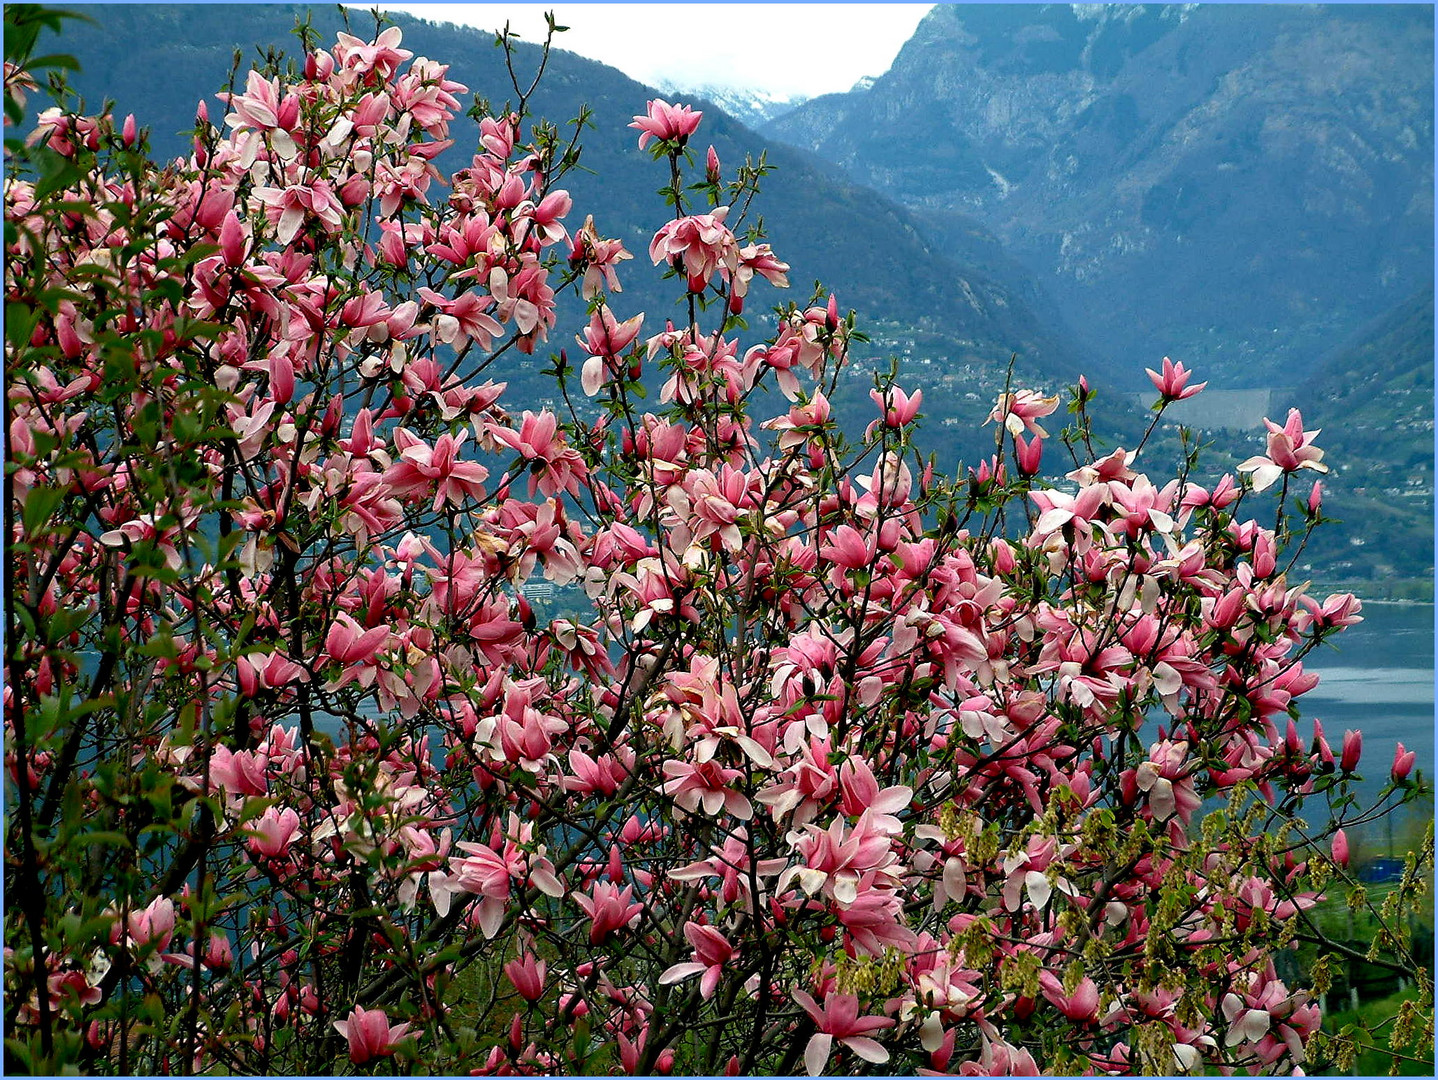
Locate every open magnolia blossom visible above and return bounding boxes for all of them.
[4,17,1428,1079]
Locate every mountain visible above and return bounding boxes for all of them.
[49,3,1097,469]
[1288,289,1434,587]
[765,4,1434,391]
[655,82,808,129]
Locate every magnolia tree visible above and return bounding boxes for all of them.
[4,12,1432,1077]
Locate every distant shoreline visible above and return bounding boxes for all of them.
[1310,579,1434,605]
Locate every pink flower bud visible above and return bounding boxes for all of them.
[1392,742,1416,783]
[269,354,295,406]
[219,210,247,267]
[991,538,1016,575]
[276,93,300,131]
[503,951,546,1001]
[121,114,136,147]
[1307,480,1323,515]
[706,144,721,183]
[204,932,234,971]
[1340,729,1362,773]
[1015,433,1043,476]
[1331,829,1350,867]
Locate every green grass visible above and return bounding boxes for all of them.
[1320,986,1432,1076]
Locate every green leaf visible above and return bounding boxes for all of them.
[76,830,134,851]
[6,301,38,350]
[24,51,79,71]
[20,485,66,538]
[32,146,84,201]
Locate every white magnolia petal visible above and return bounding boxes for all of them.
[805,1033,832,1077]
[842,1036,890,1064]
[1025,870,1052,910]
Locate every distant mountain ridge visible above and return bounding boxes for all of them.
[764,4,1434,390]
[654,82,808,129]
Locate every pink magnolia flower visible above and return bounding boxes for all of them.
[416,287,502,349]
[1238,408,1328,492]
[1127,740,1200,825]
[1302,591,1363,630]
[661,757,753,820]
[650,207,739,293]
[570,214,633,300]
[792,990,895,1075]
[578,306,645,395]
[988,389,1060,438]
[324,611,389,667]
[392,56,468,136]
[332,1006,413,1064]
[870,385,922,428]
[125,896,176,952]
[959,1032,1039,1076]
[209,744,268,797]
[731,243,790,303]
[332,26,413,80]
[488,411,588,497]
[1014,432,1043,476]
[781,811,901,904]
[820,524,876,571]
[235,651,309,697]
[383,428,489,511]
[4,61,37,118]
[252,182,344,245]
[1039,970,1100,1022]
[572,881,643,943]
[248,806,301,858]
[669,831,787,912]
[658,922,735,999]
[1146,356,1206,401]
[444,835,564,935]
[1030,483,1108,538]
[630,98,702,149]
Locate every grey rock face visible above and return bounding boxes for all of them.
[765,4,1434,387]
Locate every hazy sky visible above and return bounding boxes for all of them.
[376,4,934,99]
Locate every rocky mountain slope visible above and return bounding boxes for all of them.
[765,4,1434,390]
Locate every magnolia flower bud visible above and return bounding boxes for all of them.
[1331,829,1350,866]
[1392,742,1416,783]
[1340,729,1362,773]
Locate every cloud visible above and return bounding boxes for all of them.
[376,3,932,98]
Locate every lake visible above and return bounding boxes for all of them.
[1303,600,1435,842]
